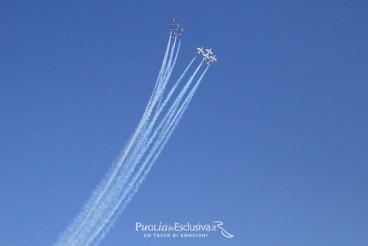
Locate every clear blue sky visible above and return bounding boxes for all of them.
[1,0,367,245]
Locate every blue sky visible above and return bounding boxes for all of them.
[1,0,367,245]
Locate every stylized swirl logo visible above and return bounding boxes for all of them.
[213,221,234,238]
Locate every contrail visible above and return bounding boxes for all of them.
[141,39,180,150]
[82,62,207,245]
[72,40,181,245]
[107,56,197,207]
[124,66,209,212]
[150,37,177,114]
[68,37,180,246]
[108,39,180,194]
[156,40,181,111]
[54,34,177,246]
[55,20,215,245]
[147,33,173,112]
[89,66,209,246]
[77,57,197,246]
[123,66,210,215]
[71,43,183,245]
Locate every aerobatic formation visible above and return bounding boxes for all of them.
[196,47,218,66]
[54,19,217,246]
[169,18,184,38]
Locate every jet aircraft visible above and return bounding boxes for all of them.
[197,47,218,66]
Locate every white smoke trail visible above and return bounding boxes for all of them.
[138,40,180,154]
[122,66,210,211]
[90,66,209,246]
[69,41,181,245]
[77,57,197,246]
[146,34,174,113]
[156,40,181,111]
[54,34,176,246]
[121,66,210,211]
[105,56,196,208]
[55,27,211,246]
[83,62,206,245]
[69,43,179,245]
[149,37,177,114]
